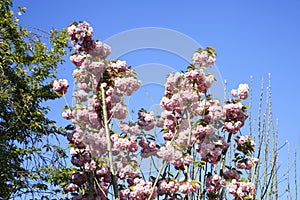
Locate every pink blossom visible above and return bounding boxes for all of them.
[160,96,174,111]
[158,180,179,195]
[198,137,227,164]
[138,109,155,131]
[95,165,109,178]
[74,90,88,102]
[85,160,97,172]
[73,107,89,122]
[111,134,127,150]
[80,58,91,69]
[120,188,130,199]
[236,157,258,170]
[83,128,108,157]
[88,95,100,109]
[179,180,200,194]
[173,128,196,150]
[157,143,182,163]
[185,69,205,80]
[206,175,225,193]
[231,89,238,98]
[237,135,249,145]
[223,101,248,133]
[64,22,256,200]
[52,79,69,94]
[62,109,73,120]
[67,129,84,148]
[89,40,111,59]
[70,54,85,66]
[77,82,90,92]
[238,83,249,100]
[164,72,182,94]
[119,122,139,135]
[139,137,158,158]
[228,179,256,199]
[89,61,105,73]
[68,21,95,53]
[114,77,141,96]
[127,178,157,200]
[116,156,140,179]
[157,143,191,167]
[72,68,82,78]
[163,131,175,140]
[205,74,215,89]
[194,124,215,142]
[192,51,208,65]
[155,115,164,128]
[111,103,127,120]
[88,111,100,127]
[192,48,216,68]
[67,25,76,37]
[110,60,127,72]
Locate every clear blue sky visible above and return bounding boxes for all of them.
[15,0,300,196]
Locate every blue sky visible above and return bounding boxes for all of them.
[15,0,299,196]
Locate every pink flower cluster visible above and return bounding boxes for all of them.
[114,76,141,96]
[173,128,197,150]
[238,84,249,100]
[68,21,95,53]
[70,54,86,67]
[89,40,111,60]
[196,98,224,122]
[52,79,69,94]
[160,110,183,136]
[158,180,179,195]
[236,135,255,154]
[111,134,138,153]
[137,109,155,131]
[64,183,78,192]
[223,100,248,133]
[161,68,213,113]
[234,135,258,170]
[157,143,192,168]
[193,124,215,142]
[120,178,157,200]
[115,155,140,180]
[139,137,158,158]
[205,174,226,193]
[100,61,141,120]
[228,179,256,199]
[235,157,259,170]
[231,83,249,100]
[192,47,217,68]
[179,180,200,194]
[62,108,72,120]
[119,121,139,135]
[197,136,229,164]
[62,21,143,199]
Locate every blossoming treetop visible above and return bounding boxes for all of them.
[55,21,258,200]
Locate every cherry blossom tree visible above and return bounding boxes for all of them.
[52,21,261,200]
[54,21,297,200]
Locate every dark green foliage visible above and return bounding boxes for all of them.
[0,0,70,198]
